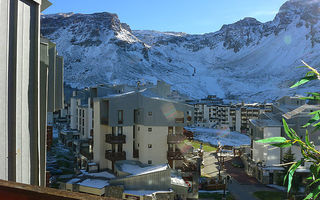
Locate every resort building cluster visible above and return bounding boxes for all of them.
[0,0,319,199]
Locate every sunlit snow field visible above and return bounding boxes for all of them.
[186,127,250,147]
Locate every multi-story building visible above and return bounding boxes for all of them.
[93,90,194,172]
[230,103,272,133]
[0,0,66,186]
[189,96,272,132]
[245,96,320,184]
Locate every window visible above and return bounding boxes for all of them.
[118,110,123,124]
[168,127,173,135]
[148,128,152,132]
[118,144,123,152]
[112,127,116,135]
[148,160,152,164]
[138,126,140,131]
[148,111,152,116]
[148,144,152,148]
[118,126,123,135]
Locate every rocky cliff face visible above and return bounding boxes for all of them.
[41,0,320,102]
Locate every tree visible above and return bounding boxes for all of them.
[256,61,320,199]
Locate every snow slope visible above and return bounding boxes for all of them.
[41,0,320,102]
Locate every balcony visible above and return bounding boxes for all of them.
[167,150,184,160]
[105,134,126,144]
[105,151,126,161]
[101,117,108,125]
[175,118,184,123]
[133,149,139,158]
[167,134,186,144]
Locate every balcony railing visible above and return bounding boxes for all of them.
[101,117,108,125]
[175,118,184,123]
[167,150,184,160]
[133,149,139,158]
[105,134,126,144]
[105,151,126,161]
[167,134,186,144]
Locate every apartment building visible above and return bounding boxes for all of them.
[245,96,320,184]
[230,103,272,133]
[0,0,66,186]
[189,95,272,132]
[93,90,193,172]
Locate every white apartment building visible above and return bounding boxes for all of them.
[246,96,320,184]
[93,90,193,172]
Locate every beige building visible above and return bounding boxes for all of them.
[93,90,193,172]
[245,96,320,184]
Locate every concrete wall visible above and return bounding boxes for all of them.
[55,55,64,110]
[39,38,49,187]
[136,125,168,165]
[252,127,281,166]
[0,0,43,185]
[47,41,56,112]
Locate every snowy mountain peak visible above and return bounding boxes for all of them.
[41,0,320,102]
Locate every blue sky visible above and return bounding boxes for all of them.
[43,0,288,34]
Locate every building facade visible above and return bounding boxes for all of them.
[93,91,194,171]
[246,96,320,184]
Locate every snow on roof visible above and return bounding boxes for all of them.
[67,178,81,184]
[80,170,115,179]
[249,118,281,127]
[171,176,187,187]
[87,171,115,179]
[78,179,109,189]
[120,163,168,176]
[283,104,320,119]
[124,190,172,196]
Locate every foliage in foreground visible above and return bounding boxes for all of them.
[253,191,287,200]
[256,61,320,199]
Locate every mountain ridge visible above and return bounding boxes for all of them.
[41,0,320,102]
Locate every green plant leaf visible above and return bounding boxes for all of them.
[256,137,287,144]
[290,75,318,88]
[271,142,292,148]
[304,185,320,200]
[305,130,312,147]
[309,110,320,115]
[306,92,320,97]
[307,176,313,180]
[283,119,293,139]
[285,160,302,193]
[303,112,320,127]
[309,178,320,187]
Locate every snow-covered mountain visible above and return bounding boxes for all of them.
[41,0,320,102]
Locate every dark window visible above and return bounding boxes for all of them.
[148,112,152,116]
[148,128,152,132]
[112,127,116,135]
[118,144,123,152]
[148,160,152,164]
[133,126,136,139]
[148,144,152,148]
[168,127,173,135]
[118,110,123,124]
